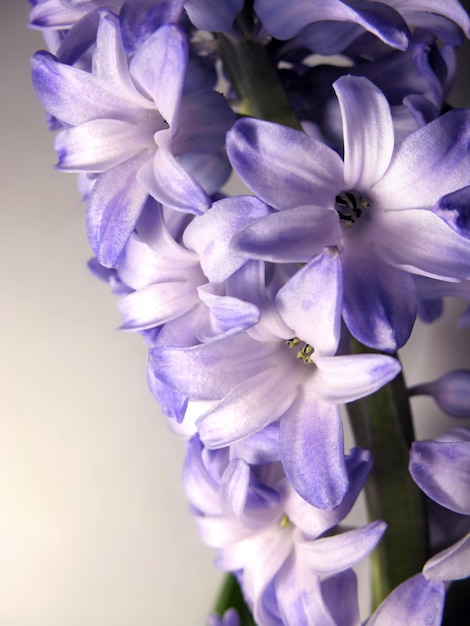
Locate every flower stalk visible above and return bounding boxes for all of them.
[346,341,428,609]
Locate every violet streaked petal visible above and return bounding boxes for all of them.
[183,196,272,282]
[334,75,394,189]
[120,0,185,54]
[367,574,445,626]
[321,570,360,626]
[86,154,149,267]
[197,366,298,448]
[374,109,470,210]
[230,423,280,465]
[254,0,409,48]
[130,24,188,126]
[54,119,152,172]
[433,185,470,238]
[297,521,387,574]
[31,51,141,126]
[423,532,470,581]
[409,439,470,515]
[342,248,417,352]
[275,249,342,355]
[141,129,210,213]
[197,288,260,338]
[282,447,372,537]
[183,435,223,516]
[118,281,198,331]
[226,118,343,209]
[313,353,401,404]
[376,208,470,281]
[92,11,146,104]
[184,0,243,31]
[220,459,250,518]
[275,556,336,626]
[149,333,276,400]
[280,397,346,510]
[231,205,341,264]
[173,90,235,156]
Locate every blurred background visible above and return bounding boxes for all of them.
[1,3,470,625]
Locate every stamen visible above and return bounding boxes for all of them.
[280,514,290,528]
[286,337,300,348]
[286,337,314,364]
[335,191,370,228]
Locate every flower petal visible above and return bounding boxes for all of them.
[423,532,470,581]
[313,353,401,404]
[367,574,445,626]
[86,155,149,267]
[409,439,470,515]
[275,249,342,355]
[334,75,395,189]
[231,205,341,264]
[226,118,344,209]
[280,396,347,509]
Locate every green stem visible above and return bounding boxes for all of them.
[346,340,428,610]
[217,25,301,129]
[213,574,257,626]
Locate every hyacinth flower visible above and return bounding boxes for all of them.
[31,9,234,267]
[184,435,385,625]
[28,0,470,624]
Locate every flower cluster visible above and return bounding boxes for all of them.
[30,1,470,624]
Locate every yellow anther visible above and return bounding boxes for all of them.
[286,337,300,348]
[297,343,314,363]
[280,514,290,528]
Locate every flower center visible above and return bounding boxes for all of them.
[286,337,314,364]
[335,191,370,228]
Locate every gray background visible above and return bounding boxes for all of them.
[1,2,470,625]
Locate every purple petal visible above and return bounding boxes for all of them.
[342,248,417,352]
[183,196,272,282]
[313,353,401,404]
[282,447,372,536]
[197,288,260,338]
[197,366,298,448]
[226,118,344,209]
[120,0,185,54]
[298,521,387,574]
[433,185,470,238]
[220,459,250,518]
[31,50,140,126]
[376,207,470,281]
[275,249,342,355]
[280,396,347,509]
[409,439,470,514]
[149,333,276,400]
[275,557,337,626]
[173,90,235,156]
[254,0,409,48]
[230,205,341,264]
[140,129,210,213]
[321,570,360,626]
[184,0,243,31]
[367,574,445,626]
[424,532,470,582]
[130,24,188,126]
[86,155,149,267]
[374,109,470,211]
[334,75,394,189]
[54,119,152,172]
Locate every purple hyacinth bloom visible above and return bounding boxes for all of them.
[151,292,401,507]
[227,74,470,352]
[184,436,383,625]
[31,10,234,267]
[254,0,470,50]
